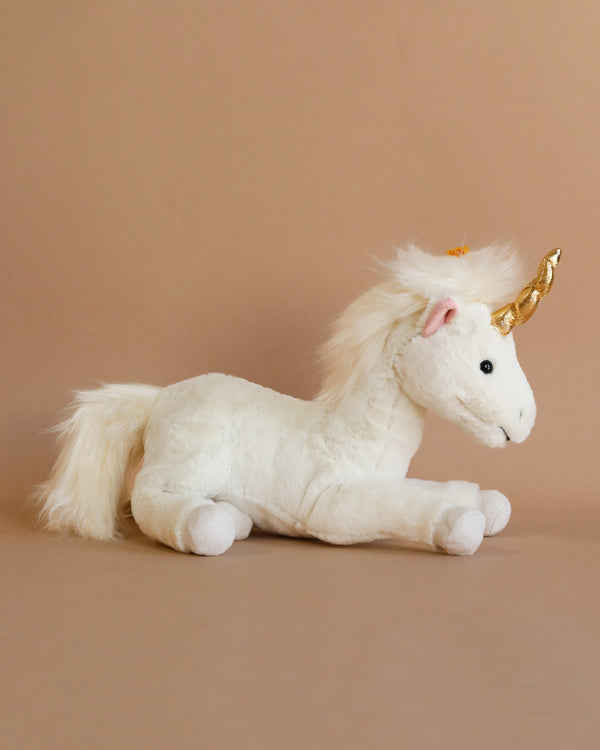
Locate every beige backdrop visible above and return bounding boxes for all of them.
[2,2,599,748]
[2,1,598,510]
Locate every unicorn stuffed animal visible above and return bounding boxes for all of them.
[37,245,561,556]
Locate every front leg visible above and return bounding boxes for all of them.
[407,479,511,537]
[302,479,486,555]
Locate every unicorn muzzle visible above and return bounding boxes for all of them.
[502,399,536,444]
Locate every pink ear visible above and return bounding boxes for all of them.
[422,297,459,337]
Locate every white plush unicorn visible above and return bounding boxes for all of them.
[36,245,561,556]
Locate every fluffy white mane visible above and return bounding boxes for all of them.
[384,243,525,306]
[318,243,526,403]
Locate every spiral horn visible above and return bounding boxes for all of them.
[490,248,562,336]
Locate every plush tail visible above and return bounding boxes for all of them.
[34,383,162,541]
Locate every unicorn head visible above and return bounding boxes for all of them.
[319,244,561,449]
[397,297,535,447]
[395,247,560,447]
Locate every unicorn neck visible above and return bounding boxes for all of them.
[329,365,426,476]
[315,290,427,475]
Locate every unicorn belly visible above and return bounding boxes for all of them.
[139,373,332,529]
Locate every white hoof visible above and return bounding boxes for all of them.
[182,505,236,556]
[478,490,511,536]
[218,501,253,540]
[435,507,486,556]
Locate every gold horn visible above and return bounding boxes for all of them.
[490,248,562,336]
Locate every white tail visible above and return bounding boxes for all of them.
[34,383,161,541]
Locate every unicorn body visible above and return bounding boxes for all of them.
[37,245,561,556]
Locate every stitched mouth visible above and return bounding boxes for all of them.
[457,398,510,444]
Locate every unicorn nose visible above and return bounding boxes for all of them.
[510,403,536,443]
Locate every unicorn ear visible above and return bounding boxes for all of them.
[422,297,459,337]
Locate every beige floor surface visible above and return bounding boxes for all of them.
[2,502,598,749]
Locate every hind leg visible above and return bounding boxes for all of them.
[131,479,252,556]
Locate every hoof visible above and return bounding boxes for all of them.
[182,505,236,556]
[219,501,253,540]
[478,490,511,536]
[435,507,486,556]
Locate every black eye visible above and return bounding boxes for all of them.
[480,360,494,374]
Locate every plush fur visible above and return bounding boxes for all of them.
[36,244,543,556]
